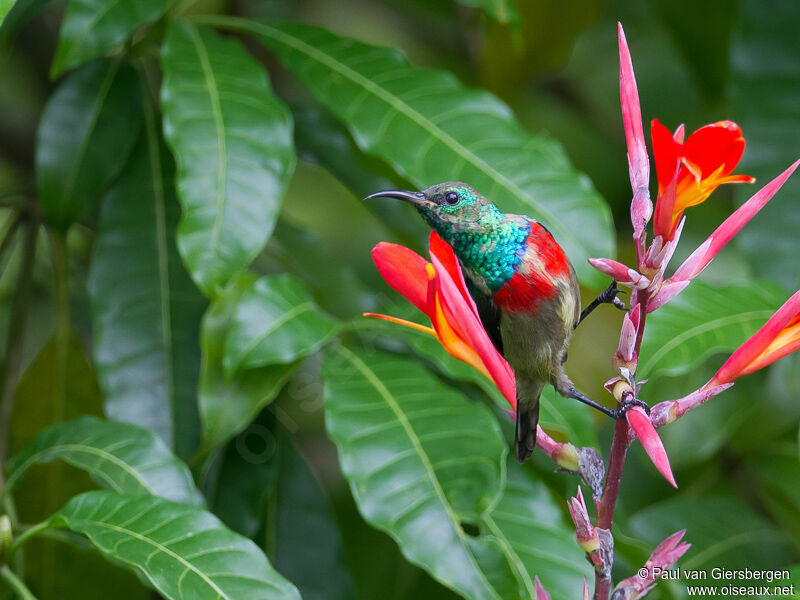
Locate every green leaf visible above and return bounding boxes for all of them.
[291,106,424,246]
[160,20,295,295]
[0,0,48,46]
[269,433,355,600]
[745,443,800,547]
[482,461,593,599]
[361,311,597,447]
[5,416,203,505]
[89,81,206,458]
[9,333,148,600]
[732,0,800,292]
[0,0,16,26]
[51,0,169,76]
[50,491,302,600]
[648,0,735,101]
[455,0,518,24]
[628,496,792,590]
[220,18,613,287]
[198,275,298,452]
[324,346,519,600]
[35,57,141,231]
[639,280,786,379]
[223,274,339,376]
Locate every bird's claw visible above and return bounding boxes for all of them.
[600,280,629,311]
[613,391,650,418]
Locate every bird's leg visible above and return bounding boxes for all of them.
[577,279,627,326]
[560,385,650,420]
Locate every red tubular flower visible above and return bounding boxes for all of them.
[367,232,516,408]
[671,158,800,283]
[368,233,585,469]
[652,119,755,241]
[706,288,800,388]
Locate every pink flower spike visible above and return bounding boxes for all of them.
[612,530,691,600]
[650,383,733,427]
[583,578,590,600]
[568,486,599,553]
[626,406,677,487]
[616,304,641,364]
[672,158,800,282]
[647,279,690,312]
[588,258,650,288]
[534,577,551,600]
[649,530,691,572]
[618,23,650,193]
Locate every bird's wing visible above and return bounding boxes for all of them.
[466,279,505,356]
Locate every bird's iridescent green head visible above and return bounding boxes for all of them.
[364,182,504,237]
[365,182,529,291]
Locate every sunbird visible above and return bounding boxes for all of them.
[367,182,636,462]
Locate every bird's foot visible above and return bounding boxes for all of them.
[611,390,650,419]
[598,279,628,312]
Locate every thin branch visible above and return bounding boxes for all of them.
[0,565,39,600]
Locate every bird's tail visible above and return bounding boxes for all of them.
[514,380,543,463]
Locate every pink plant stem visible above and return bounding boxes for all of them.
[593,289,649,600]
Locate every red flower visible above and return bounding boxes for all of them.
[652,119,755,241]
[367,231,516,408]
[367,233,583,470]
[706,288,800,388]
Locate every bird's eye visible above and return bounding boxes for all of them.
[444,191,460,205]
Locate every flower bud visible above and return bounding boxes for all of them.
[568,487,600,553]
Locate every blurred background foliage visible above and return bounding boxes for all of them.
[0,0,798,599]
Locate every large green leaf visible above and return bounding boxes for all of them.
[324,346,519,600]
[0,0,16,25]
[5,416,203,505]
[0,0,47,46]
[360,309,597,447]
[210,409,356,600]
[35,57,141,231]
[50,491,302,600]
[205,17,614,287]
[9,333,148,600]
[160,20,295,295]
[89,85,205,458]
[639,280,786,379]
[222,274,339,376]
[628,496,792,594]
[732,0,800,291]
[51,0,169,76]
[482,461,593,599]
[456,0,518,24]
[198,275,298,452]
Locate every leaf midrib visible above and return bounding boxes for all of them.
[7,443,151,493]
[338,346,503,600]
[640,309,774,376]
[72,512,231,599]
[185,23,228,285]
[209,17,592,261]
[234,300,314,369]
[138,64,178,450]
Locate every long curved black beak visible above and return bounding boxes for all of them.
[363,189,431,207]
